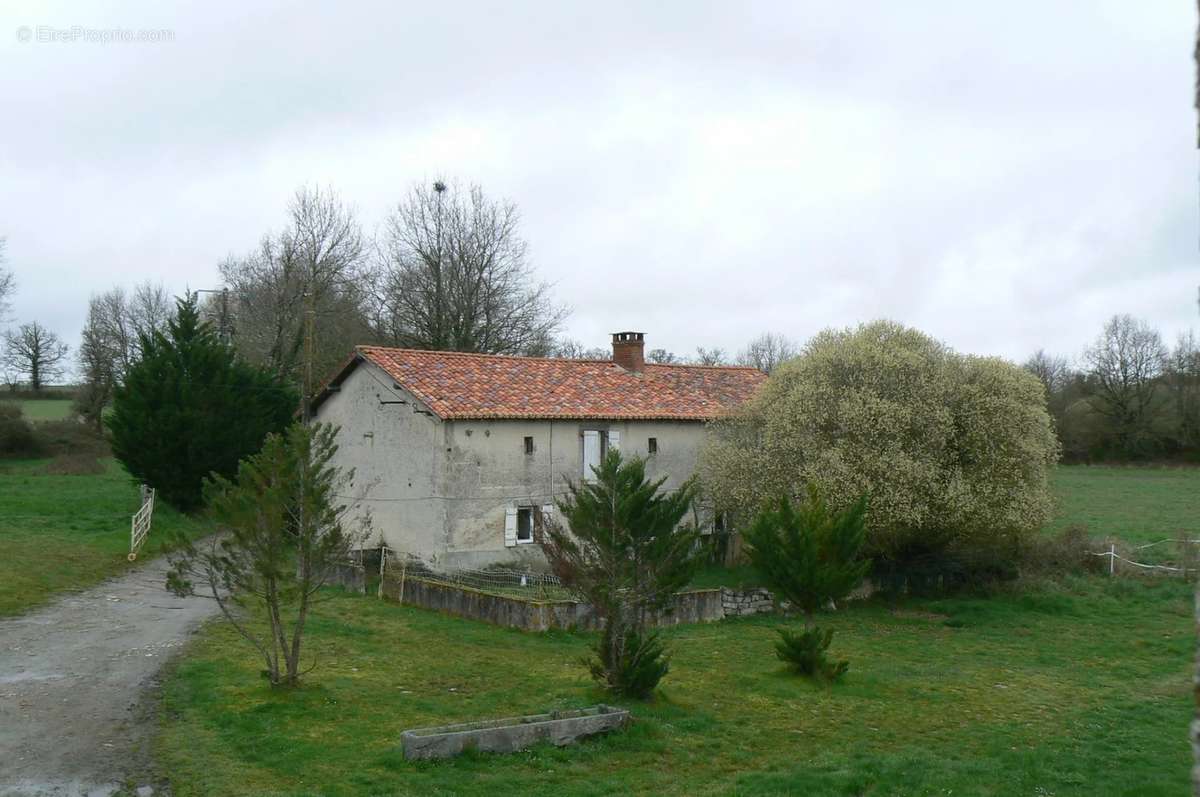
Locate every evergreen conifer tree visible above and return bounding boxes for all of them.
[543,450,701,698]
[108,294,297,510]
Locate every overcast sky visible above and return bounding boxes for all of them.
[1,1,1196,370]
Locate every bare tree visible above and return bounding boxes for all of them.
[369,180,566,355]
[1022,349,1071,398]
[221,186,370,383]
[2,322,69,392]
[552,338,609,360]
[74,283,174,426]
[646,348,679,364]
[692,346,728,366]
[737,332,797,374]
[1082,314,1168,456]
[0,237,15,322]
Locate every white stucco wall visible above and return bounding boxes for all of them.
[315,361,713,569]
[313,362,446,559]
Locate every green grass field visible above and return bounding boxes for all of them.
[0,458,210,616]
[8,397,75,422]
[1047,465,1200,545]
[153,465,1200,796]
[157,578,1192,796]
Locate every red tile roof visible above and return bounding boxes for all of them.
[342,346,767,421]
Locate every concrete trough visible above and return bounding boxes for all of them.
[400,705,630,760]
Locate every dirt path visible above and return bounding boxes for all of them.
[0,556,220,797]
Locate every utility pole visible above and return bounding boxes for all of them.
[301,287,315,424]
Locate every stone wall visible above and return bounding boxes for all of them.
[380,576,770,632]
[720,587,775,617]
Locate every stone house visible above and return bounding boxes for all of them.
[311,332,766,569]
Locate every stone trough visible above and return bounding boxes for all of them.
[400,705,631,760]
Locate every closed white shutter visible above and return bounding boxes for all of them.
[607,429,620,454]
[504,506,518,548]
[582,430,601,481]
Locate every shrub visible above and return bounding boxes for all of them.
[588,626,670,700]
[0,404,41,458]
[743,489,869,679]
[1018,525,1104,577]
[775,627,848,681]
[702,320,1060,585]
[36,420,109,458]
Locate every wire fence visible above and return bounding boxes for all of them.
[380,549,580,601]
[1088,539,1200,576]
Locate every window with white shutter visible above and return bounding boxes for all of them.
[504,506,518,547]
[607,429,620,452]
[582,430,601,481]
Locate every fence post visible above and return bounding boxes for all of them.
[1109,543,1115,576]
[398,556,408,607]
[378,546,387,599]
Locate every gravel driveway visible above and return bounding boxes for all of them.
[0,555,220,796]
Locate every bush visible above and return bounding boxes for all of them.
[702,320,1060,585]
[775,627,848,681]
[587,626,670,700]
[1018,525,1104,577]
[743,489,870,679]
[0,404,41,457]
[36,420,109,458]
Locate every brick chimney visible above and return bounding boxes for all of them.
[611,331,645,373]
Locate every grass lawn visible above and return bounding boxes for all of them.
[157,577,1192,796]
[0,458,210,616]
[153,463,1198,794]
[8,397,75,422]
[1048,465,1200,545]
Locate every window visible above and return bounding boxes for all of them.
[524,436,534,455]
[648,437,658,455]
[582,429,620,480]
[517,507,533,542]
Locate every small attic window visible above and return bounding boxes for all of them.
[524,436,534,455]
[648,437,658,455]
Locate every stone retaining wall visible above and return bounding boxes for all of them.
[720,587,775,617]
[380,576,773,632]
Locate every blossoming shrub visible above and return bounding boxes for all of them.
[700,320,1060,585]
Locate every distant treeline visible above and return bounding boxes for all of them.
[1026,314,1200,463]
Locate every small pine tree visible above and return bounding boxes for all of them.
[167,422,362,686]
[543,450,701,699]
[107,294,297,510]
[744,488,870,680]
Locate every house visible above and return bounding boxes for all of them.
[311,332,766,569]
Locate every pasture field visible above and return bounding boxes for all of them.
[1046,465,1200,546]
[7,397,75,422]
[0,458,209,616]
[155,464,1198,796]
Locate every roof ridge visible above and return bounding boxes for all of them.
[356,345,615,365]
[357,345,763,371]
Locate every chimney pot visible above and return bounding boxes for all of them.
[611,331,645,373]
